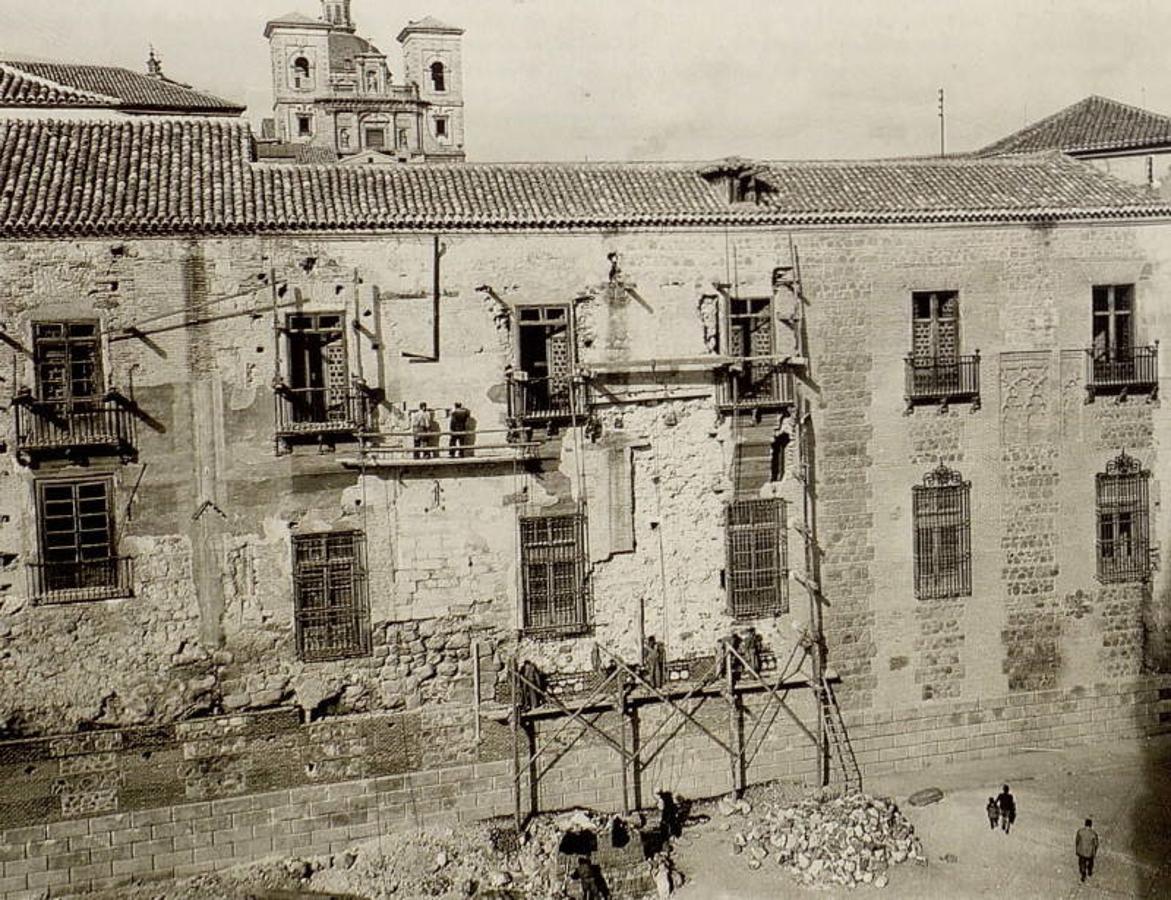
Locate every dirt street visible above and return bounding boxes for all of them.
[674,734,1171,899]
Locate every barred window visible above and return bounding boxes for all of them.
[1096,451,1151,584]
[725,498,788,618]
[912,465,972,599]
[32,477,132,603]
[292,531,371,661]
[519,512,589,635]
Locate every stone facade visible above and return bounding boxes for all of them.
[5,220,1171,892]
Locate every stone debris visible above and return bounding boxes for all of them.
[721,791,925,889]
[227,808,681,899]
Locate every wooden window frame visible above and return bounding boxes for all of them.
[31,475,132,603]
[519,511,590,637]
[1092,284,1134,362]
[912,465,972,600]
[292,531,372,662]
[725,498,789,619]
[906,291,980,410]
[1096,451,1151,584]
[32,320,104,405]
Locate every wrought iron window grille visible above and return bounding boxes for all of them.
[1095,451,1153,584]
[912,464,972,599]
[725,497,789,618]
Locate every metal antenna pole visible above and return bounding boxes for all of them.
[938,88,946,157]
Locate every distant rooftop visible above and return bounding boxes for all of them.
[0,59,244,115]
[979,95,1171,157]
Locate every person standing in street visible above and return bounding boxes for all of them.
[985,797,999,831]
[997,785,1016,834]
[1076,818,1099,883]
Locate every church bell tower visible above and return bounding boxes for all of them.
[321,0,354,31]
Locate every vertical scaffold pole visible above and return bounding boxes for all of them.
[511,659,522,833]
[616,677,630,814]
[726,655,744,797]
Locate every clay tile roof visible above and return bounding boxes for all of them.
[0,62,118,107]
[0,119,1166,238]
[751,152,1156,215]
[979,95,1171,157]
[0,60,244,115]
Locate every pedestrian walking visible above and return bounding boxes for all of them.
[985,797,999,830]
[1075,818,1099,883]
[997,785,1016,834]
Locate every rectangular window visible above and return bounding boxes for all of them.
[1096,453,1150,583]
[397,127,409,149]
[910,290,959,396]
[519,512,589,635]
[1092,284,1134,361]
[513,305,576,420]
[725,498,788,618]
[292,531,371,661]
[33,321,103,406]
[297,115,312,137]
[435,117,448,139]
[282,313,351,428]
[716,295,793,410]
[365,127,386,150]
[906,291,980,407]
[912,467,972,599]
[912,291,959,363]
[32,477,131,603]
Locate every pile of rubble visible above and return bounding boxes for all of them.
[272,808,676,899]
[720,791,926,889]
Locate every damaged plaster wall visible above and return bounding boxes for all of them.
[2,222,1171,756]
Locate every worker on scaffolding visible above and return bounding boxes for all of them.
[411,402,434,459]
[739,626,763,674]
[716,632,741,683]
[448,401,472,457]
[642,635,667,688]
[517,659,545,712]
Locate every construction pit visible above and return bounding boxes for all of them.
[88,782,928,900]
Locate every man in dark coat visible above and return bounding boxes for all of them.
[1076,818,1099,882]
[448,402,472,457]
[997,785,1016,834]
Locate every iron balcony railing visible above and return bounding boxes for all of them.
[717,356,797,410]
[904,353,981,410]
[14,397,134,454]
[274,385,371,437]
[28,556,134,605]
[1085,344,1159,400]
[506,371,588,423]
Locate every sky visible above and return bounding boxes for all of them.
[2,0,1170,162]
